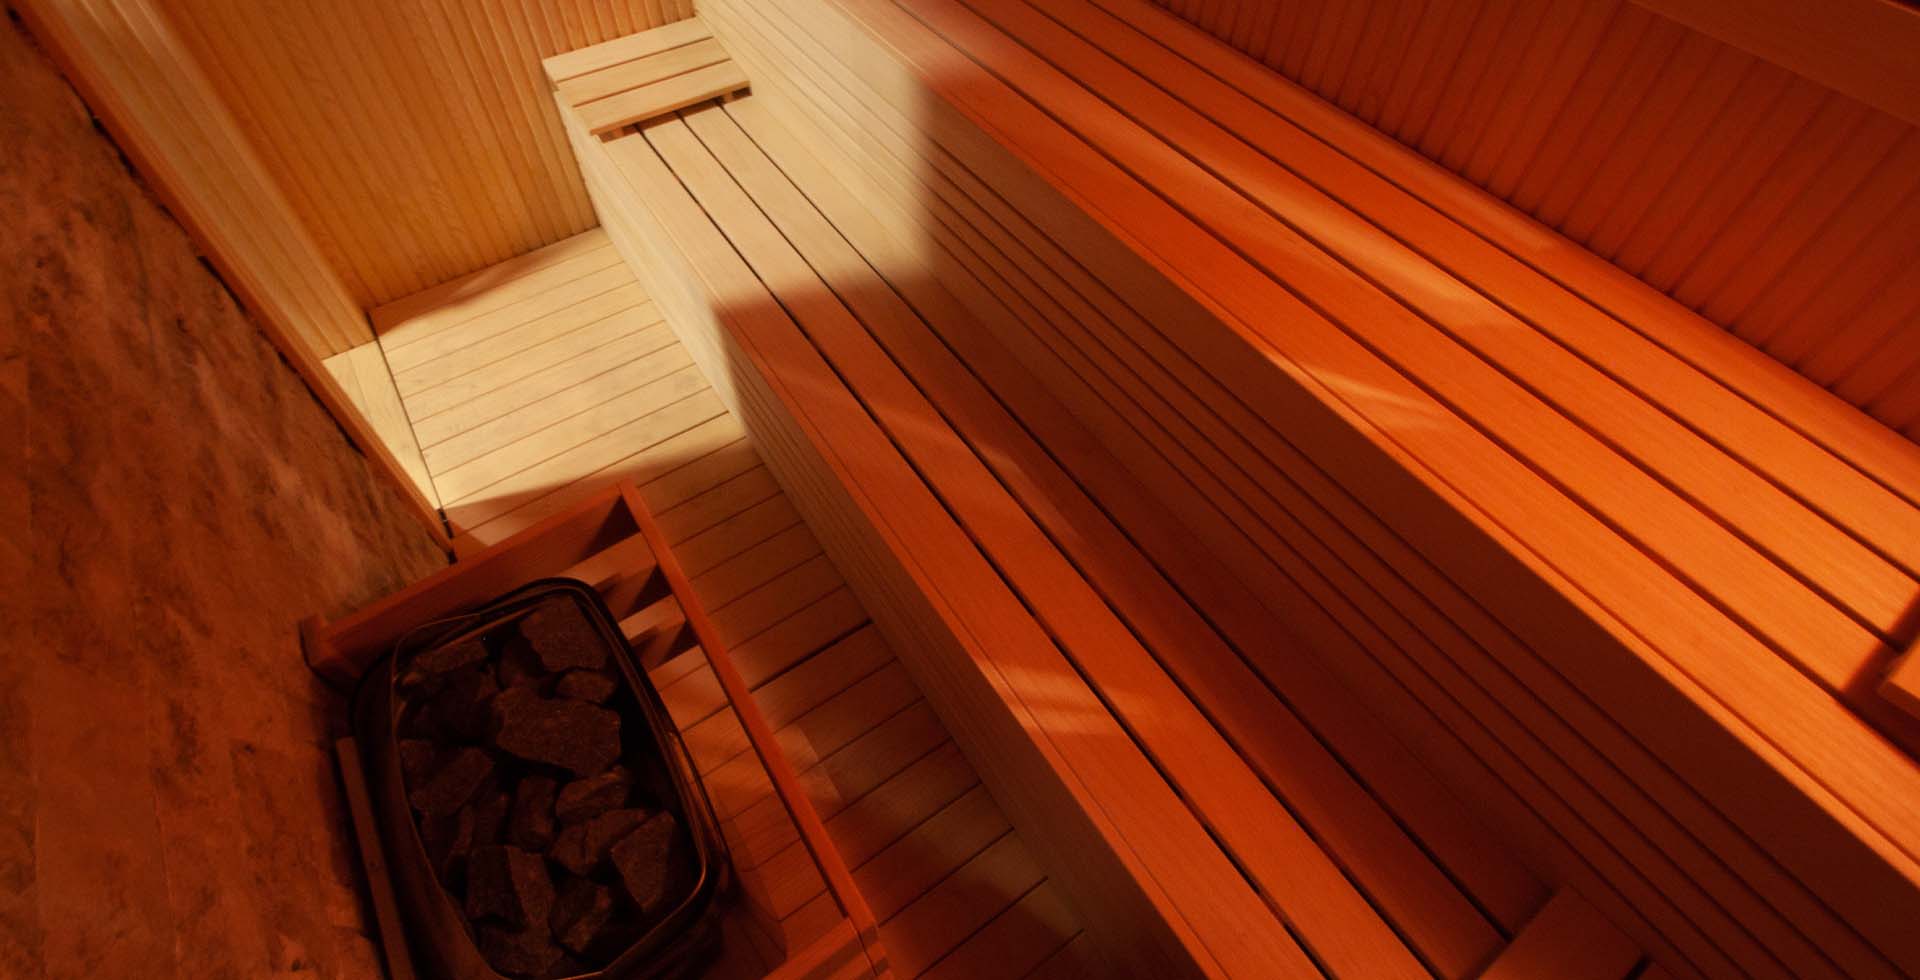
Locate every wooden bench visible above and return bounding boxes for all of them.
[544,4,1920,978]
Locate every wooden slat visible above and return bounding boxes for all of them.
[322,342,440,509]
[13,0,366,355]
[680,1,1920,977]
[557,36,731,106]
[543,16,714,83]
[576,60,751,134]
[620,482,891,973]
[576,93,1282,980]
[652,105,1421,978]
[1626,0,1920,127]
[877,835,1045,978]
[1139,0,1920,434]
[13,0,447,547]
[146,2,694,308]
[683,92,1508,974]
[1885,649,1920,722]
[837,2,1920,965]
[1479,890,1642,980]
[702,1,1546,938]
[398,287,658,413]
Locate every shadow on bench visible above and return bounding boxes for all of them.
[543,3,1920,978]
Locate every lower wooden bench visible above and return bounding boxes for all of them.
[541,6,1920,980]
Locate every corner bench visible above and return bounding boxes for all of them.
[543,4,1920,979]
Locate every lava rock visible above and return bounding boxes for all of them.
[407,747,494,818]
[476,923,565,977]
[555,766,632,824]
[549,876,616,955]
[466,845,556,928]
[420,809,474,882]
[491,687,621,775]
[549,808,651,876]
[467,789,511,848]
[432,666,501,741]
[555,669,617,704]
[518,599,607,672]
[396,700,442,740]
[402,636,490,687]
[397,739,438,783]
[508,775,559,852]
[611,811,682,917]
[495,634,546,691]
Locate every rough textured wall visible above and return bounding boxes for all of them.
[1,13,449,979]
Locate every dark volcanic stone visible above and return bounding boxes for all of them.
[518,599,607,672]
[508,775,559,852]
[468,789,511,847]
[420,810,474,882]
[404,636,490,683]
[555,669,617,704]
[397,739,438,783]
[610,811,682,917]
[549,876,616,955]
[476,923,565,977]
[555,766,632,824]
[407,747,494,818]
[432,666,501,740]
[495,635,546,691]
[549,808,651,876]
[396,700,441,740]
[491,687,621,775]
[466,845,556,928]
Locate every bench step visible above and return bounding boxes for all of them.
[544,19,750,135]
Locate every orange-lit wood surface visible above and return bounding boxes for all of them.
[343,241,1086,976]
[309,482,1081,978]
[11,0,451,548]
[547,4,1920,979]
[1154,0,1920,438]
[10,0,369,356]
[147,0,696,309]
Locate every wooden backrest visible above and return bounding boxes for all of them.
[1152,0,1920,440]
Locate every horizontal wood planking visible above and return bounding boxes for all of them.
[575,60,753,134]
[1479,890,1642,980]
[14,0,368,356]
[700,1,1552,946]
[666,83,1532,977]
[1150,0,1920,437]
[564,82,1308,977]
[148,0,694,309]
[702,0,1920,976]
[322,342,440,509]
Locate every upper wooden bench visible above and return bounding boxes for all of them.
[543,4,1920,979]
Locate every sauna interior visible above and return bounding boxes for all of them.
[8,0,1920,977]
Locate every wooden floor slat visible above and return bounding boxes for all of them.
[375,225,1085,977]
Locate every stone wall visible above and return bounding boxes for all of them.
[2,12,450,978]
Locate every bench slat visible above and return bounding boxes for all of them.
[582,103,1309,977]
[703,88,1525,974]
[1479,890,1641,980]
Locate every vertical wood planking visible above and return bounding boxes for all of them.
[147,0,693,310]
[1147,0,1920,436]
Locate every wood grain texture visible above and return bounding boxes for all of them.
[682,0,1920,977]
[11,0,368,355]
[12,0,451,544]
[1150,0,1920,437]
[147,0,695,309]
[1479,890,1641,980]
